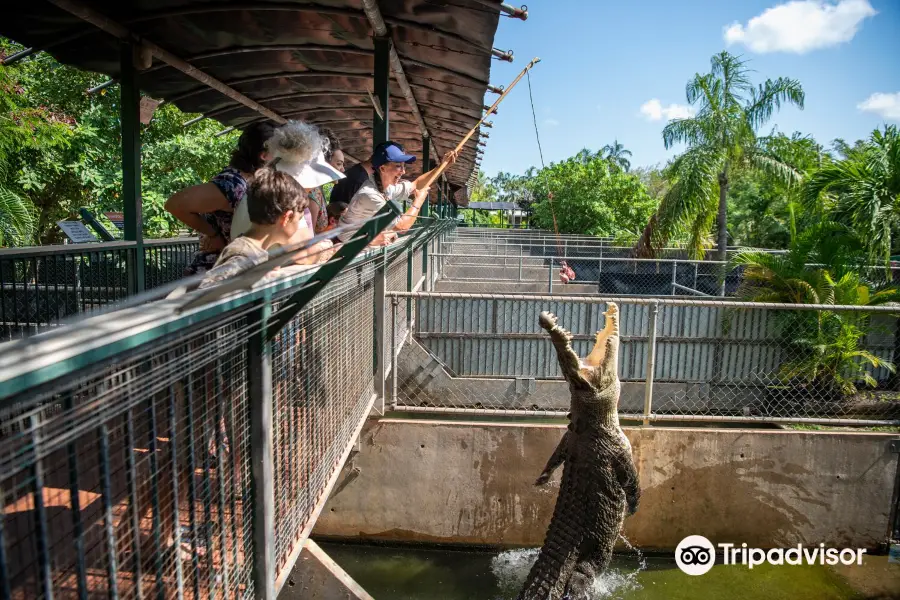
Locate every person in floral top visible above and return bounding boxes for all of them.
[165,122,276,275]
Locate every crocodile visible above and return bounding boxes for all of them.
[517,303,640,600]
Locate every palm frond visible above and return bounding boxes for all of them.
[0,185,36,246]
[745,77,805,131]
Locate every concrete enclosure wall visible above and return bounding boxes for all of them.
[313,420,899,550]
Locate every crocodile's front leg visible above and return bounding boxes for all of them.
[613,445,640,515]
[535,429,570,486]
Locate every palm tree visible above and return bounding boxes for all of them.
[635,51,805,261]
[601,140,631,172]
[804,125,900,268]
[0,159,35,247]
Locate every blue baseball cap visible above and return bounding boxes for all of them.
[372,141,417,167]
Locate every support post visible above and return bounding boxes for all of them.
[373,36,391,148]
[249,299,275,600]
[548,258,553,294]
[374,246,388,412]
[391,297,399,410]
[518,248,523,282]
[643,301,659,426]
[421,137,430,285]
[406,237,413,325]
[671,260,678,296]
[121,42,144,293]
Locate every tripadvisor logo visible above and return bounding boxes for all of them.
[675,535,867,576]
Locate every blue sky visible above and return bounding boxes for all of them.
[480,0,900,176]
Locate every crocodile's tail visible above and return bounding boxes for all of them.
[516,539,575,600]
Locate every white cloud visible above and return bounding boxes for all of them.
[724,0,876,54]
[639,99,696,121]
[544,118,560,127]
[857,92,900,120]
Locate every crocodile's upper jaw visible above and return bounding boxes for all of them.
[579,304,619,391]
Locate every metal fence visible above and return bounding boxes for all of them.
[446,228,777,260]
[0,239,199,340]
[0,225,439,600]
[388,292,900,426]
[431,252,742,296]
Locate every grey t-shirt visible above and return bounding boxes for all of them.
[197,236,317,290]
[337,177,415,243]
[199,237,269,289]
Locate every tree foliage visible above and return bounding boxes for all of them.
[803,125,900,267]
[528,151,655,237]
[0,38,239,245]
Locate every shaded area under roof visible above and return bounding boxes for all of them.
[1,0,505,204]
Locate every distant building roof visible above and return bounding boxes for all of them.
[468,202,520,210]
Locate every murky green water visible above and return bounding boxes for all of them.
[318,542,884,600]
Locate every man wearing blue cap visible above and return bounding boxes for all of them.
[337,141,456,244]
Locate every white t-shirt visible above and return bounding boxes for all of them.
[337,177,415,243]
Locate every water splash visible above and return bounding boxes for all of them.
[491,548,540,593]
[490,538,646,599]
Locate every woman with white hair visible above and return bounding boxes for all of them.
[231,120,344,263]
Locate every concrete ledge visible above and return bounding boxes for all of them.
[313,420,898,551]
[279,540,374,600]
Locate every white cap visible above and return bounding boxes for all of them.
[275,152,345,189]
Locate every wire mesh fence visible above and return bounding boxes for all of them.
[0,239,199,341]
[430,252,742,296]
[0,307,257,600]
[389,292,900,425]
[0,224,437,599]
[445,228,773,261]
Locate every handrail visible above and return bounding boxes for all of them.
[0,237,198,258]
[0,218,444,401]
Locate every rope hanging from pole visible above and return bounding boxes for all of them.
[526,68,574,283]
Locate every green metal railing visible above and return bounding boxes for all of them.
[0,216,454,600]
[0,238,199,340]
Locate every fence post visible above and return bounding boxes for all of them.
[406,242,413,326]
[248,299,275,600]
[643,300,659,426]
[719,262,727,297]
[671,260,678,296]
[548,258,554,294]
[518,249,523,282]
[391,296,399,410]
[374,246,387,413]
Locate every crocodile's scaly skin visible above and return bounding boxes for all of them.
[517,304,640,600]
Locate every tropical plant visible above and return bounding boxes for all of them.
[729,222,899,398]
[728,222,897,303]
[635,51,805,260]
[601,140,632,172]
[779,316,895,397]
[803,125,900,268]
